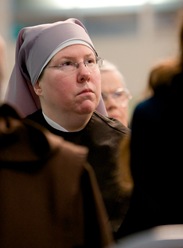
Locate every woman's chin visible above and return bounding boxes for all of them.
[78,101,96,114]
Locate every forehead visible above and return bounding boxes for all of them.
[101,70,125,91]
[53,44,95,60]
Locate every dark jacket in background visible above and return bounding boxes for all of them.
[117,72,183,237]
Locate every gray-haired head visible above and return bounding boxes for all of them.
[100,59,127,88]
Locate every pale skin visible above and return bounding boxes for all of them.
[33,44,101,132]
[101,70,129,127]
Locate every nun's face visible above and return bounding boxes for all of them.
[34,44,101,127]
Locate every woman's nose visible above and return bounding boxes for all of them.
[77,66,91,82]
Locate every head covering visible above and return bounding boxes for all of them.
[5,18,107,117]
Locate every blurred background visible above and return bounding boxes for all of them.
[0,0,182,117]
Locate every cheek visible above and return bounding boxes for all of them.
[54,81,73,99]
[119,106,128,114]
[42,73,68,92]
[51,80,74,103]
[94,70,102,92]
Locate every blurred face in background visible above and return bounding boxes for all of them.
[101,69,131,127]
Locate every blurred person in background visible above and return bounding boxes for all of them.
[4,17,131,241]
[116,16,183,238]
[100,61,133,240]
[100,60,132,127]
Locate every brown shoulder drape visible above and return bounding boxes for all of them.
[0,104,113,248]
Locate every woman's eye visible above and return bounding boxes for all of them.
[63,61,73,66]
[114,92,123,98]
[87,59,95,64]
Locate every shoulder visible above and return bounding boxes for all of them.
[25,109,43,121]
[133,96,161,118]
[92,111,130,134]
